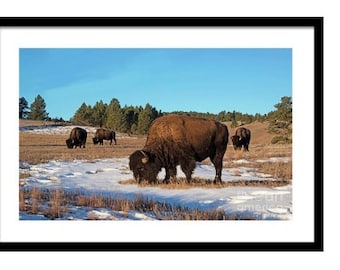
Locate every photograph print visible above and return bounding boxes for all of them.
[19,47,292,221]
[0,17,322,250]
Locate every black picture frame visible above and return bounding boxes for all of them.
[0,17,323,252]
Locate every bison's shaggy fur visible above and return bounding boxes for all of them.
[66,127,87,149]
[231,127,251,151]
[92,128,117,145]
[129,114,229,184]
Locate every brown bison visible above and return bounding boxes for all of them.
[231,127,251,151]
[129,114,229,184]
[66,127,87,149]
[92,128,117,145]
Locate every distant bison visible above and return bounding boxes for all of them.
[231,127,251,151]
[129,114,229,184]
[92,128,117,145]
[66,127,87,149]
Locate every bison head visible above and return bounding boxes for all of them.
[66,138,74,149]
[129,150,160,184]
[231,135,242,150]
[92,137,99,145]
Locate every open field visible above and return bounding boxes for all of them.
[20,132,145,164]
[19,119,292,220]
[20,132,290,163]
[19,119,292,185]
[19,119,289,165]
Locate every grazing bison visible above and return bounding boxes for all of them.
[129,114,229,184]
[92,128,117,145]
[231,127,251,151]
[66,127,87,149]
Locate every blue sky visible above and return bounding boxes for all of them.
[19,48,292,120]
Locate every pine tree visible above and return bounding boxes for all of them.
[72,102,93,125]
[268,96,292,138]
[136,103,153,135]
[274,96,292,124]
[92,100,107,127]
[19,97,29,119]
[216,110,226,122]
[231,110,238,127]
[28,94,49,120]
[105,98,124,131]
[122,105,139,134]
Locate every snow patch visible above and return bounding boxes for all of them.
[256,157,290,163]
[233,159,252,164]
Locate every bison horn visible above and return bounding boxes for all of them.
[140,150,149,164]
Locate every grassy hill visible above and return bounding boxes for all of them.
[224,121,276,145]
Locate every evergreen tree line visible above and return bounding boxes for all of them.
[71,96,292,135]
[70,99,264,135]
[19,94,292,137]
[71,99,162,135]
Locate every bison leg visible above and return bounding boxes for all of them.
[163,167,177,184]
[73,141,78,149]
[210,153,224,184]
[180,159,196,183]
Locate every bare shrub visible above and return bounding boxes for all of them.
[45,189,68,219]
[30,187,42,214]
[19,188,26,211]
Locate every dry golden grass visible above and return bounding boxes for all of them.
[19,188,255,220]
[119,177,291,189]
[20,132,146,164]
[19,119,290,163]
[19,186,42,214]
[254,161,292,180]
[20,187,68,219]
[19,187,26,211]
[19,119,59,127]
[47,189,68,219]
[20,132,291,165]
[19,172,31,179]
[224,144,291,163]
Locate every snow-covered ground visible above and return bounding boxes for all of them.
[20,124,97,134]
[19,125,292,220]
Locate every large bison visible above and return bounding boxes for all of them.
[66,127,87,149]
[231,127,251,151]
[92,128,117,145]
[129,114,229,184]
